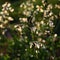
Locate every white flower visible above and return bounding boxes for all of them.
[42,40,46,43]
[0,12,4,14]
[14,25,19,28]
[32,0,36,2]
[49,12,53,16]
[17,27,22,32]
[2,2,7,7]
[54,34,57,37]
[30,42,33,48]
[38,38,42,42]
[3,20,8,24]
[2,8,5,11]
[4,10,8,14]
[49,20,54,27]
[19,18,27,22]
[22,18,27,22]
[36,44,40,49]
[42,45,46,49]
[54,15,58,19]
[7,3,11,7]
[28,7,32,10]
[36,50,39,53]
[36,5,39,8]
[23,11,31,16]
[40,43,43,47]
[47,4,53,10]
[31,27,36,32]
[20,3,25,8]
[20,4,23,8]
[10,9,14,12]
[40,21,44,25]
[36,8,40,11]
[30,55,33,57]
[8,17,14,21]
[8,7,12,10]
[36,31,38,34]
[55,4,60,9]
[0,24,4,28]
[40,9,44,12]
[24,5,27,9]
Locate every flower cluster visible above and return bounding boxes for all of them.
[0,2,14,28]
[19,1,60,58]
[20,1,34,17]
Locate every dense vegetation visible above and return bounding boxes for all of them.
[0,0,60,60]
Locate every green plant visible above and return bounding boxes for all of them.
[0,0,60,60]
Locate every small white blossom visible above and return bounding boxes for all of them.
[32,0,36,2]
[54,34,57,37]
[0,24,4,28]
[48,20,54,27]
[49,12,53,16]
[17,27,22,32]
[2,2,7,7]
[7,3,11,7]
[42,40,46,43]
[10,9,14,12]
[31,27,36,32]
[0,12,4,14]
[36,43,40,49]
[3,20,8,24]
[22,18,27,22]
[40,8,44,12]
[8,17,14,21]
[40,21,44,25]
[36,5,39,8]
